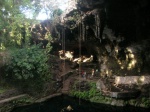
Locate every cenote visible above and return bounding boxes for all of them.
[11,95,150,112]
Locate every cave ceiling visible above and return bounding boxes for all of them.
[53,0,150,44]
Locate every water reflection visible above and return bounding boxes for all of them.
[12,95,149,112]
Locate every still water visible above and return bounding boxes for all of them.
[12,95,150,112]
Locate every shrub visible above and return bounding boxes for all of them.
[4,44,51,92]
[70,82,101,99]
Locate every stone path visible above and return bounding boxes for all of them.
[60,68,99,94]
[61,78,71,94]
[50,56,100,95]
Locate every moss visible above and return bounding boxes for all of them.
[140,97,150,108]
[127,98,150,108]
[90,96,108,103]
[0,87,7,94]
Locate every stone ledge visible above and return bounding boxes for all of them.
[35,93,62,103]
[0,94,27,106]
[114,75,150,85]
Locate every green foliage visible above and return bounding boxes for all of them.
[141,97,150,108]
[0,0,63,49]
[70,82,101,99]
[88,83,99,98]
[0,0,59,94]
[71,81,110,104]
[0,0,41,49]
[5,44,50,80]
[53,9,63,17]
[4,44,51,92]
[0,87,7,94]
[45,42,53,54]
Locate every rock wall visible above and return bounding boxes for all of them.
[114,75,150,85]
[51,0,150,76]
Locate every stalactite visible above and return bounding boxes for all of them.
[95,13,101,43]
[94,13,101,40]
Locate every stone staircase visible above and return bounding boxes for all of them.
[61,79,71,94]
